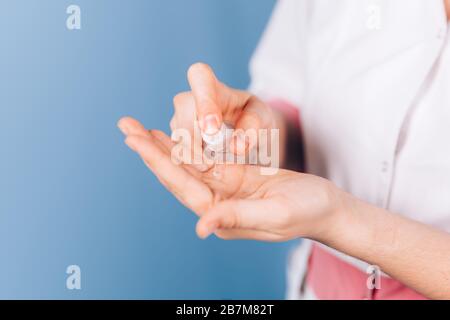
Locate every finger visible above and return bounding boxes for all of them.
[196,198,285,239]
[172,92,198,134]
[148,130,173,152]
[214,229,284,242]
[118,116,150,137]
[125,134,212,215]
[171,92,209,171]
[187,63,222,135]
[230,97,273,155]
[151,129,204,179]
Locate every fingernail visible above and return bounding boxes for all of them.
[199,221,217,239]
[201,114,220,135]
[118,121,130,135]
[125,137,138,151]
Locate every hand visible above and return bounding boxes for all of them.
[169,63,276,170]
[117,117,344,242]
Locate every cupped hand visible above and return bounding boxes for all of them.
[118,117,344,242]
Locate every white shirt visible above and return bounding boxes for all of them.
[249,0,450,298]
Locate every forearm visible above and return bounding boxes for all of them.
[323,192,450,299]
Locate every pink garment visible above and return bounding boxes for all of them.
[306,244,428,300]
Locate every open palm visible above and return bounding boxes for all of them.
[118,117,339,241]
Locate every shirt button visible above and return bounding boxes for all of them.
[437,27,447,39]
[381,161,389,173]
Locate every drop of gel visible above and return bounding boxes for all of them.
[201,123,233,181]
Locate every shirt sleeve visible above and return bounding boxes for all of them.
[248,0,309,109]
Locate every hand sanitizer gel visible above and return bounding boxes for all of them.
[201,123,234,178]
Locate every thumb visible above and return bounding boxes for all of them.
[187,63,223,135]
[196,198,283,239]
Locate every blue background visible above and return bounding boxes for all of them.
[0,0,297,299]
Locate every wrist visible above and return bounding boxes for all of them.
[310,181,357,245]
[313,184,383,263]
